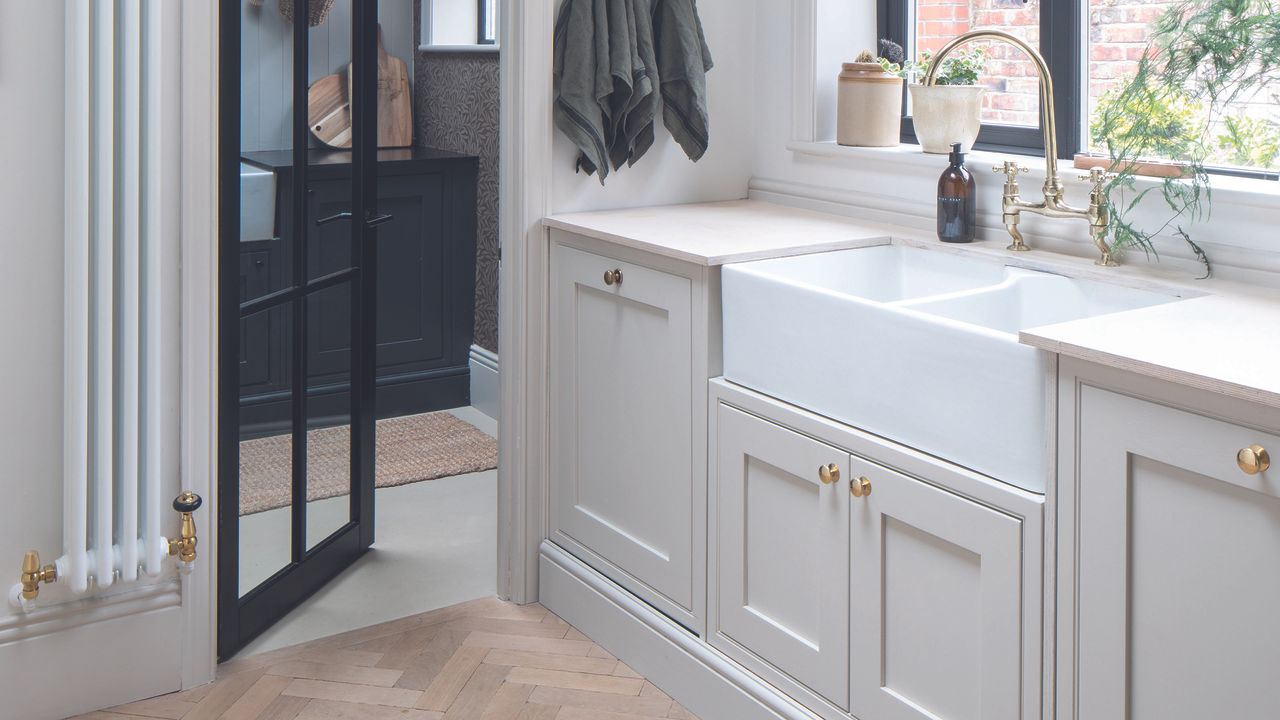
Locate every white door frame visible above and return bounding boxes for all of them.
[177,0,555,680]
[495,0,555,604]
[179,0,219,688]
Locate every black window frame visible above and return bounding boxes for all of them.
[478,0,496,45]
[877,0,1082,159]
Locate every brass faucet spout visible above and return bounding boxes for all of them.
[926,30,1059,188]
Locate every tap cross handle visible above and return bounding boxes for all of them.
[1078,166,1115,192]
[992,161,1029,177]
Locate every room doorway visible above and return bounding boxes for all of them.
[218,0,500,659]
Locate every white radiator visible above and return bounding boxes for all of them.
[9,0,181,610]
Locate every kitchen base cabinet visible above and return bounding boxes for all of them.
[710,380,1043,720]
[714,404,851,710]
[548,230,719,633]
[848,453,1023,720]
[1058,359,1280,720]
[238,148,477,436]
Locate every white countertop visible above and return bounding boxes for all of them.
[545,199,1280,408]
[545,200,895,266]
[1020,294,1280,408]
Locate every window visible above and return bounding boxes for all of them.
[422,0,497,48]
[479,0,497,45]
[879,0,1081,157]
[1083,0,1278,179]
[879,0,1280,178]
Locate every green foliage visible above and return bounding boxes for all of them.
[915,48,988,86]
[1215,115,1280,167]
[877,57,908,78]
[1091,0,1280,277]
[1090,85,1205,161]
[875,47,988,86]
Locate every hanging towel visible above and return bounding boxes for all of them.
[653,0,714,162]
[554,0,659,182]
[553,0,711,180]
[611,0,660,170]
[553,0,613,180]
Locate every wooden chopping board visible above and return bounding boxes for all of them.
[307,27,412,149]
[308,73,352,147]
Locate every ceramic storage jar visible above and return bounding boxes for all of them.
[837,62,903,147]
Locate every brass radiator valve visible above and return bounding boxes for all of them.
[168,491,203,572]
[19,550,57,601]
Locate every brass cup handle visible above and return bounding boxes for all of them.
[603,269,623,287]
[818,464,840,485]
[1237,445,1270,475]
[850,476,872,498]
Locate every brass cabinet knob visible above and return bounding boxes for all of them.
[850,476,872,498]
[1237,445,1270,475]
[604,269,623,286]
[818,464,840,485]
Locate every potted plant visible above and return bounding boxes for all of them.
[883,47,989,154]
[836,41,906,147]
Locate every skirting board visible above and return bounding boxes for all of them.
[539,541,820,720]
[0,597,182,719]
[470,344,499,421]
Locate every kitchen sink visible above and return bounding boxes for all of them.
[721,244,1180,492]
[240,161,277,242]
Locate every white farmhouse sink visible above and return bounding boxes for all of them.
[721,244,1179,492]
[240,162,277,242]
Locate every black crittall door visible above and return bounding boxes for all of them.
[217,0,383,658]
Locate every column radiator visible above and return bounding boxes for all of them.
[9,0,185,610]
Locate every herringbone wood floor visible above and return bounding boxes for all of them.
[71,597,700,720]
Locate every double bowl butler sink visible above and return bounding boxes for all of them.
[721,244,1180,492]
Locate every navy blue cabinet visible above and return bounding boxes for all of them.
[238,147,478,436]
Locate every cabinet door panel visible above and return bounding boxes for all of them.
[550,243,694,612]
[849,455,1022,720]
[714,404,850,709]
[374,173,450,371]
[1076,386,1280,720]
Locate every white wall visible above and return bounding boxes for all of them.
[551,0,756,214]
[0,0,66,589]
[749,0,1280,285]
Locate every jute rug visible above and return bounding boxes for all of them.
[239,411,497,516]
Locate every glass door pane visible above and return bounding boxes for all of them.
[237,0,299,598]
[237,304,294,596]
[306,280,355,549]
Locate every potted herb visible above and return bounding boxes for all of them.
[884,47,988,154]
[836,40,906,147]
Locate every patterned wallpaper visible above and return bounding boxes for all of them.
[413,50,501,353]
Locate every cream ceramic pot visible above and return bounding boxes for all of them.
[909,84,986,153]
[837,63,903,147]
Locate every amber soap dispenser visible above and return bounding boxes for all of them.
[937,142,976,243]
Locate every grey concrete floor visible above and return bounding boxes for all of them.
[233,407,498,658]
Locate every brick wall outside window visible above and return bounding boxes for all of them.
[913,0,1176,128]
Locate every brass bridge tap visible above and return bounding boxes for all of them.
[927,30,1120,266]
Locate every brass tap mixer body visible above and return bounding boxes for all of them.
[924,30,1118,266]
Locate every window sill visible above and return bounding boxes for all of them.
[786,140,1280,209]
[418,43,499,54]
